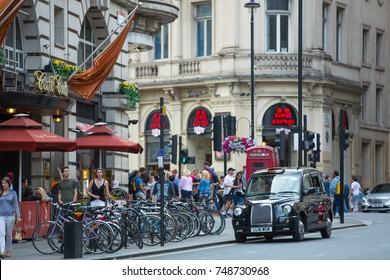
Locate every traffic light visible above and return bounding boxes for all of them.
[275,130,286,161]
[305,131,315,151]
[180,149,188,164]
[213,115,222,151]
[226,115,236,136]
[186,157,196,164]
[314,133,321,152]
[170,134,178,164]
[309,150,320,162]
[342,129,352,150]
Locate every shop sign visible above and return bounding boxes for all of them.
[188,108,211,135]
[34,70,68,96]
[148,112,167,137]
[271,107,295,126]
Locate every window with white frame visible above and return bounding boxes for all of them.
[336,7,344,62]
[195,3,212,57]
[78,18,96,69]
[362,27,369,64]
[4,16,23,70]
[322,3,329,53]
[266,0,289,53]
[54,6,65,46]
[376,31,383,67]
[154,24,169,60]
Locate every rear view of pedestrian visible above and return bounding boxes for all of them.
[350,175,362,213]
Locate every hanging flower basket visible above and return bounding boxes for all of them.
[45,59,84,80]
[223,136,254,153]
[119,81,141,109]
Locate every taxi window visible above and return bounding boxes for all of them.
[303,174,313,191]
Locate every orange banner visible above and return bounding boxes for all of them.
[67,13,135,102]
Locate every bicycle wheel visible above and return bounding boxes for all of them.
[198,210,214,236]
[186,212,201,238]
[163,213,177,243]
[82,220,114,254]
[32,221,64,255]
[128,220,143,249]
[209,209,226,235]
[105,222,125,254]
[138,214,161,246]
[171,213,190,242]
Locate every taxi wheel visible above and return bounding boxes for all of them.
[235,233,247,243]
[320,218,332,238]
[292,218,304,241]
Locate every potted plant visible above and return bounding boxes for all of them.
[118,81,141,109]
[45,59,84,80]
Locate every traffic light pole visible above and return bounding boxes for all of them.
[223,116,227,176]
[178,135,182,178]
[159,97,166,245]
[303,115,307,167]
[339,109,345,224]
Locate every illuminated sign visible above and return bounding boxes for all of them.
[188,107,211,135]
[271,107,295,126]
[149,112,167,130]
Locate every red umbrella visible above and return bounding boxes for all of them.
[0,114,77,200]
[76,123,143,154]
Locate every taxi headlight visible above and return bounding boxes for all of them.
[234,207,243,216]
[282,204,292,214]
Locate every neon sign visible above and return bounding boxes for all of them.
[149,112,167,129]
[271,107,295,126]
[192,109,209,127]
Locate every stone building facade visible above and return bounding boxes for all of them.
[129,0,390,189]
[0,0,178,191]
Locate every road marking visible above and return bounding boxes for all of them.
[314,254,328,257]
[133,243,236,259]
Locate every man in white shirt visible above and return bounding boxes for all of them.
[221,167,235,216]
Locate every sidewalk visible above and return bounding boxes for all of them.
[6,213,370,260]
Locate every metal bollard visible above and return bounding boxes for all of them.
[64,221,83,259]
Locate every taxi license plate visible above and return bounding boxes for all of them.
[251,227,272,233]
[372,204,383,208]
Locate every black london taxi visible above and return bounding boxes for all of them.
[232,167,332,242]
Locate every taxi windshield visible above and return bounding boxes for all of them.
[247,173,301,196]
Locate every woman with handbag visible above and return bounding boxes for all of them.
[0,176,21,258]
[232,172,245,206]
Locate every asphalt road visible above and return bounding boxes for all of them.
[135,212,390,260]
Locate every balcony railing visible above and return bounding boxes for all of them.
[132,53,315,81]
[179,61,200,75]
[135,64,158,78]
[255,54,313,71]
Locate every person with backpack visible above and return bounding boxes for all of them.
[329,171,341,217]
[129,170,146,200]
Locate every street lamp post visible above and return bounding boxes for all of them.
[244,0,260,141]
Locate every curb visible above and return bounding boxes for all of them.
[98,221,369,260]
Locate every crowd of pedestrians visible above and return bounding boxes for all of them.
[127,163,248,218]
[326,170,364,217]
